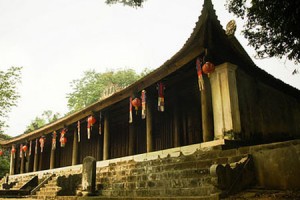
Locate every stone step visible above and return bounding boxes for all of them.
[36,190,58,196]
[40,186,62,192]
[36,196,57,200]
[76,194,219,200]
[56,196,79,200]
[101,186,216,197]
[45,182,58,187]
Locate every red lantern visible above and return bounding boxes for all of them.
[22,145,28,152]
[39,137,45,152]
[22,145,28,157]
[87,116,96,128]
[11,147,16,154]
[131,98,141,111]
[202,62,215,75]
[87,116,96,139]
[60,136,67,147]
[0,149,3,156]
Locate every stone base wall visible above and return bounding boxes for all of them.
[6,139,300,198]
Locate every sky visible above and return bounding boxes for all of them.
[1,0,299,137]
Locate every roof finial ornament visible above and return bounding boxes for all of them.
[226,20,236,36]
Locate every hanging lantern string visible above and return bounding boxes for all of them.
[99,112,102,135]
[77,121,81,142]
[129,97,133,123]
[157,82,165,112]
[141,90,146,119]
[87,116,96,139]
[60,129,67,147]
[29,140,32,156]
[196,57,205,91]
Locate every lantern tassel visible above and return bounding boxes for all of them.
[77,121,81,142]
[35,139,38,155]
[99,112,102,135]
[52,131,57,150]
[29,140,32,156]
[20,144,23,158]
[157,83,165,112]
[198,76,205,91]
[196,57,205,91]
[129,97,133,123]
[141,90,146,119]
[87,126,91,139]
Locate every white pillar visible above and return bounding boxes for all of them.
[210,62,241,140]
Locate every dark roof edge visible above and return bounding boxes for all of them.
[228,36,300,100]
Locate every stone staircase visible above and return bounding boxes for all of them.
[34,175,61,199]
[0,177,6,189]
[10,175,35,190]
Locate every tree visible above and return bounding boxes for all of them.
[0,133,11,178]
[105,0,300,73]
[105,0,145,7]
[226,0,300,72]
[0,67,22,134]
[67,68,149,112]
[0,155,10,178]
[24,110,61,133]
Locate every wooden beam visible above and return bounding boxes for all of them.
[49,148,55,169]
[33,141,38,172]
[146,101,153,152]
[20,148,24,174]
[128,123,135,156]
[103,113,110,160]
[38,151,43,171]
[201,75,214,142]
[173,102,181,147]
[72,130,78,165]
[9,146,15,175]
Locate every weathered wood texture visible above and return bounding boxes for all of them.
[237,69,300,142]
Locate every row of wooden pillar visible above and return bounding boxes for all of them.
[9,86,212,175]
[9,100,161,175]
[9,62,240,175]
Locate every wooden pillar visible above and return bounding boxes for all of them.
[38,151,43,171]
[9,146,15,175]
[201,75,214,142]
[33,141,39,172]
[173,101,180,147]
[25,148,30,173]
[210,62,241,139]
[49,147,55,169]
[103,113,110,160]
[128,123,135,155]
[72,130,78,165]
[146,101,153,152]
[20,146,24,174]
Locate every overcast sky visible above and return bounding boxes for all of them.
[1,0,299,137]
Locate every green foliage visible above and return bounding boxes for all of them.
[24,110,61,133]
[0,67,22,134]
[226,0,300,67]
[67,68,149,112]
[0,133,10,178]
[105,0,145,7]
[0,133,12,140]
[0,154,10,178]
